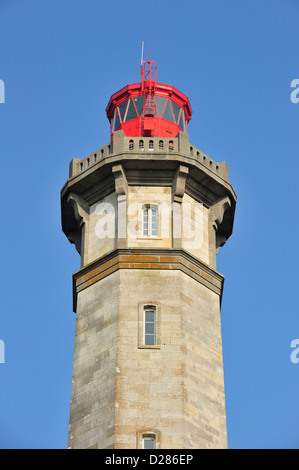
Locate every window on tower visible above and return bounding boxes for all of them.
[142,434,156,449]
[162,99,175,123]
[144,307,156,346]
[125,99,138,121]
[137,429,160,449]
[133,96,144,116]
[142,204,158,237]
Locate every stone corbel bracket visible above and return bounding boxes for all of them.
[210,196,232,250]
[172,165,189,203]
[112,164,128,247]
[67,193,89,256]
[171,165,189,248]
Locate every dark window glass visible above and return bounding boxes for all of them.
[144,335,155,346]
[162,99,175,123]
[179,110,185,131]
[172,101,181,123]
[156,96,167,117]
[144,308,155,346]
[145,310,155,322]
[125,99,138,121]
[114,109,121,130]
[133,96,144,116]
[145,322,154,335]
[118,100,128,122]
[143,436,156,449]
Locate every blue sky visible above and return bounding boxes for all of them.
[0,0,298,449]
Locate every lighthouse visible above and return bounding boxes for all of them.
[61,55,236,449]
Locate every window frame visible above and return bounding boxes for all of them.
[137,429,161,449]
[141,203,159,238]
[138,303,160,350]
[143,307,156,346]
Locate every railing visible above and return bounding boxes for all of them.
[69,136,228,180]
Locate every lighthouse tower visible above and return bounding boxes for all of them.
[61,56,236,449]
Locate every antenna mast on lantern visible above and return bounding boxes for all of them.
[140,43,158,123]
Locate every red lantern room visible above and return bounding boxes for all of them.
[105,54,193,140]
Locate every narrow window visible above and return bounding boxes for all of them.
[118,100,128,122]
[108,144,112,155]
[139,139,144,150]
[143,434,156,449]
[94,153,97,162]
[129,139,134,150]
[80,162,83,171]
[87,157,90,167]
[142,205,158,237]
[151,206,158,236]
[143,206,149,236]
[169,140,174,151]
[125,99,138,121]
[178,109,185,131]
[149,140,154,150]
[114,108,121,130]
[144,307,156,346]
[172,101,181,123]
[101,149,104,158]
[159,140,164,150]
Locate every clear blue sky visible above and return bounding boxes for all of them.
[0,0,298,449]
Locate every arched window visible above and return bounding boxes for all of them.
[169,140,174,151]
[137,429,160,449]
[129,139,134,151]
[139,140,144,150]
[159,140,164,150]
[149,140,154,150]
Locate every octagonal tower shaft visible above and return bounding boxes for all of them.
[61,62,236,449]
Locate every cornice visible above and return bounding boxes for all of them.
[72,248,225,313]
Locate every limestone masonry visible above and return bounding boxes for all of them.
[61,60,236,449]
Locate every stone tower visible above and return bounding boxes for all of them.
[61,57,236,449]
